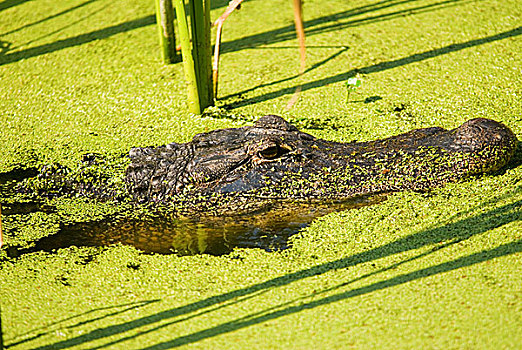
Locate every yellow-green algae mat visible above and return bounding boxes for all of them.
[1,0,521,348]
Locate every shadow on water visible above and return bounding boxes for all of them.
[1,201,55,215]
[142,241,522,350]
[220,0,475,53]
[1,0,472,66]
[7,300,160,349]
[222,25,522,107]
[0,15,156,66]
[13,189,520,350]
[1,0,99,37]
[0,167,38,185]
[0,0,231,47]
[29,196,384,256]
[0,0,32,12]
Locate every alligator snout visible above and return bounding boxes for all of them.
[450,118,517,173]
[454,118,516,149]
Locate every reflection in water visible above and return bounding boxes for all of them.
[34,196,385,256]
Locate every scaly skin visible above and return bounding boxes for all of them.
[24,115,517,214]
[124,115,517,211]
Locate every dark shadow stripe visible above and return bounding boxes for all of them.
[223,26,522,107]
[1,0,99,36]
[0,0,32,12]
[0,15,156,66]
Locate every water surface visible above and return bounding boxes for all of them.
[33,196,384,255]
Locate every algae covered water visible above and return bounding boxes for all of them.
[1,0,521,348]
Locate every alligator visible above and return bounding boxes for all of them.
[125,115,516,207]
[11,115,519,254]
[26,114,517,213]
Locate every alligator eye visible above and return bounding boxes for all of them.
[259,145,280,159]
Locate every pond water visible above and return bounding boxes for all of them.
[31,196,384,255]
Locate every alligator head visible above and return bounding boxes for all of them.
[125,115,517,207]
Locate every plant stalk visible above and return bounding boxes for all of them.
[189,0,213,108]
[174,0,213,114]
[155,0,177,63]
[212,0,243,97]
[173,0,201,113]
[285,0,306,110]
[293,0,306,75]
